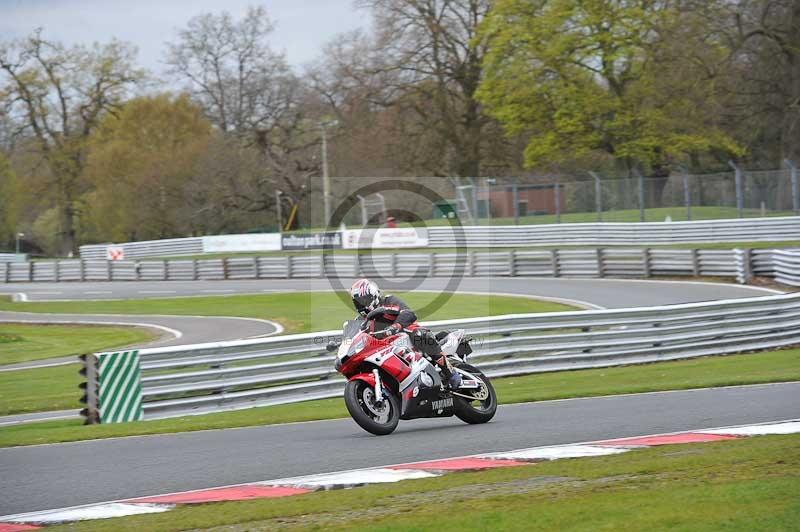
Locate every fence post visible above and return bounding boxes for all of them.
[192,259,198,280]
[551,249,560,277]
[512,180,520,225]
[691,249,700,277]
[509,250,516,276]
[54,260,60,282]
[785,159,799,215]
[681,167,692,221]
[728,160,744,218]
[162,260,168,281]
[431,253,438,277]
[78,353,99,424]
[390,253,397,277]
[80,259,85,281]
[353,254,360,277]
[469,250,476,277]
[734,248,752,284]
[553,177,561,223]
[107,259,112,281]
[4,261,9,283]
[589,171,603,222]
[642,248,651,278]
[596,248,605,278]
[635,169,645,222]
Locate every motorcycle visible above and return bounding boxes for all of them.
[327,307,497,435]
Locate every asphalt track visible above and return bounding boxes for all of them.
[1,382,798,515]
[0,277,777,307]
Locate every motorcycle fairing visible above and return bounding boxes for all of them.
[398,365,454,420]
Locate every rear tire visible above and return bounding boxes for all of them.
[344,379,400,436]
[453,363,497,424]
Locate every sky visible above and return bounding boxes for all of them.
[0,0,367,72]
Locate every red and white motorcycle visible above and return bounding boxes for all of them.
[328,309,497,435]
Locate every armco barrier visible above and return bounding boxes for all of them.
[77,216,800,259]
[78,293,800,422]
[4,247,797,284]
[774,250,800,287]
[427,217,800,246]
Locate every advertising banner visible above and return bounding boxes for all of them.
[202,234,282,253]
[281,232,343,250]
[343,227,428,249]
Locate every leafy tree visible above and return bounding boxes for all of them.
[82,94,212,242]
[477,0,743,173]
[0,30,143,254]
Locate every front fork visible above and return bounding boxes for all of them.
[373,368,383,403]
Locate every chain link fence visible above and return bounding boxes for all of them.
[273,164,798,230]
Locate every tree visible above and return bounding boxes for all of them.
[717,0,800,164]
[167,7,323,226]
[0,30,143,254]
[82,94,212,242]
[477,0,742,173]
[312,0,503,177]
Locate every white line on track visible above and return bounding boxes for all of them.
[200,289,235,293]
[138,290,176,294]
[84,291,112,295]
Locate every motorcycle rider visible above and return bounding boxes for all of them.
[350,278,462,389]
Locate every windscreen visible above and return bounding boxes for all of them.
[341,319,364,341]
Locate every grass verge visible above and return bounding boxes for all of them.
[48,434,800,531]
[0,323,155,365]
[0,364,81,415]
[1,347,798,448]
[0,292,574,334]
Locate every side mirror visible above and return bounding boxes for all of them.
[326,341,339,352]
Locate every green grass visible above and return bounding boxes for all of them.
[0,292,574,334]
[47,434,800,531]
[1,347,798,448]
[0,323,155,365]
[0,364,82,415]
[419,205,795,226]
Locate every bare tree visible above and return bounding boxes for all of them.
[167,6,324,225]
[313,0,498,177]
[0,30,143,254]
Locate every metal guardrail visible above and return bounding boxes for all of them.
[427,216,800,246]
[3,247,797,284]
[76,217,800,260]
[774,250,800,287]
[80,293,800,422]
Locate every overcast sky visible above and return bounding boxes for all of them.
[0,0,366,72]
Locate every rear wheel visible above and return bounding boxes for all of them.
[344,379,400,436]
[453,363,497,424]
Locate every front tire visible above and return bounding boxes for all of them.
[453,363,497,424]
[344,379,400,436]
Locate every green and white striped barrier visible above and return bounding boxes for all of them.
[79,351,144,424]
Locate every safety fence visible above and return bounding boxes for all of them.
[3,247,797,285]
[78,292,800,422]
[427,217,800,247]
[77,216,800,259]
[773,250,800,287]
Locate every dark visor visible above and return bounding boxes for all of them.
[353,294,374,308]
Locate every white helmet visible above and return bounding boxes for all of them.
[351,278,381,315]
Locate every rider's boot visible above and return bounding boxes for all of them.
[435,354,462,390]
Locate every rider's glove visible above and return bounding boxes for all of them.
[370,323,401,339]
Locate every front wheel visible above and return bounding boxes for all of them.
[344,379,400,436]
[453,363,497,424]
